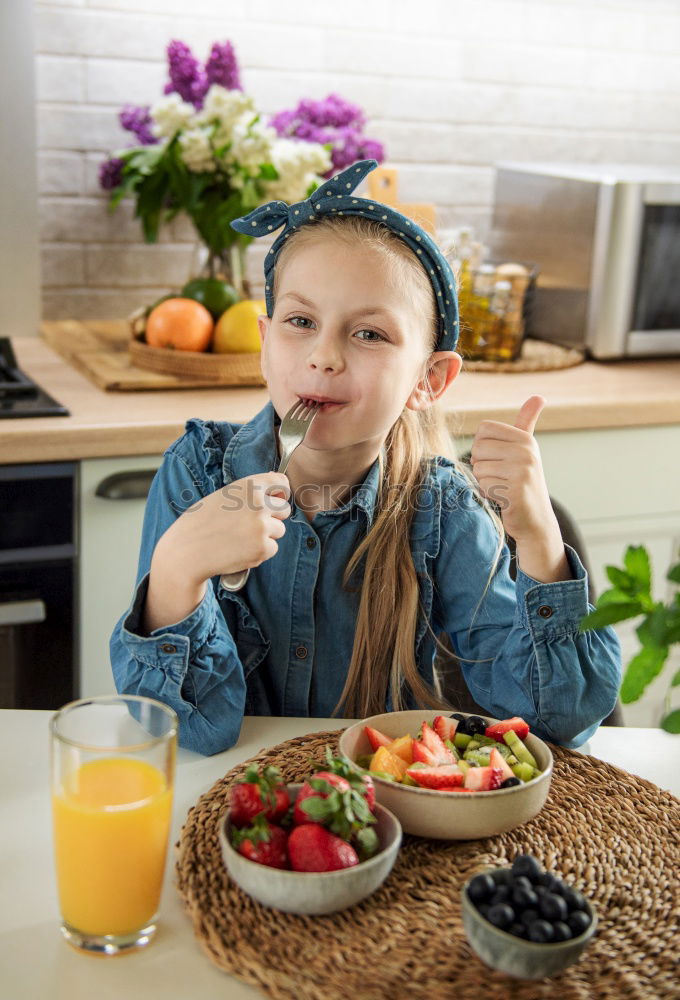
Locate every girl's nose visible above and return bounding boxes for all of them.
[306,333,345,373]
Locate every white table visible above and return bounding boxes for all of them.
[1,712,677,1000]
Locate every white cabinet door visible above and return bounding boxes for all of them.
[79,455,162,697]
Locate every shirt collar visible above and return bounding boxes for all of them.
[222,401,381,527]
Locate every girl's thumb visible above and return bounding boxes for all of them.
[514,395,546,435]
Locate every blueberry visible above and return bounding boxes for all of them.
[552,921,572,942]
[493,868,513,886]
[561,886,588,912]
[449,712,466,723]
[511,854,542,882]
[487,903,514,929]
[500,777,521,788]
[539,892,568,923]
[467,873,495,905]
[533,884,548,896]
[537,872,560,892]
[478,903,491,919]
[459,714,488,736]
[490,885,511,905]
[567,910,592,937]
[509,922,528,939]
[520,908,540,927]
[528,920,555,943]
[512,885,539,910]
[512,875,532,891]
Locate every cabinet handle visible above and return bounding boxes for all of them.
[95,470,157,500]
[0,599,46,626]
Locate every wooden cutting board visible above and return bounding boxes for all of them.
[40,320,259,391]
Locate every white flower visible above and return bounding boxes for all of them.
[196,85,255,133]
[178,128,216,173]
[263,138,332,203]
[150,93,195,141]
[226,118,277,175]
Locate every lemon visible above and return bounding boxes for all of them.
[212,299,266,354]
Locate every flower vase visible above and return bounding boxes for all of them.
[190,243,251,301]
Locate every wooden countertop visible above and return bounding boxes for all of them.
[2,333,679,464]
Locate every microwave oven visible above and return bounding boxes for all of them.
[489,163,680,359]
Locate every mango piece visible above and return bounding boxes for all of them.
[369,745,409,780]
[387,734,414,764]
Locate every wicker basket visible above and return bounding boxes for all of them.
[128,307,265,387]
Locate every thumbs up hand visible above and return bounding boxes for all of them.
[470,395,558,547]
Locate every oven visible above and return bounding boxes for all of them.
[0,462,78,708]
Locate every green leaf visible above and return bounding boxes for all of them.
[605,565,637,593]
[661,709,680,734]
[620,646,669,703]
[300,797,333,820]
[596,587,638,607]
[671,669,680,688]
[636,604,674,648]
[624,545,652,593]
[667,561,680,584]
[354,826,379,862]
[579,602,643,631]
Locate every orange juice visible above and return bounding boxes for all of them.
[52,757,173,936]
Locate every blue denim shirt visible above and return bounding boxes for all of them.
[110,402,621,755]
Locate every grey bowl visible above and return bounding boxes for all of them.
[461,871,598,979]
[218,783,402,915]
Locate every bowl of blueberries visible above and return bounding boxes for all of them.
[461,853,597,979]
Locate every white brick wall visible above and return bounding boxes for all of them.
[34,0,680,319]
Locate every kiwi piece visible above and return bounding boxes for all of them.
[503,730,538,769]
[511,761,535,783]
[454,732,472,750]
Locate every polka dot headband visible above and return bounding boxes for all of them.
[230,158,459,352]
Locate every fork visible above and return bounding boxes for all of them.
[220,399,321,592]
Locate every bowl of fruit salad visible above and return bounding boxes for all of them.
[218,753,402,914]
[338,710,553,839]
[461,854,597,978]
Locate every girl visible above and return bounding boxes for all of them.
[110,159,621,756]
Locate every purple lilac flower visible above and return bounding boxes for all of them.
[205,40,241,91]
[119,104,157,146]
[164,39,208,108]
[269,94,384,178]
[99,156,124,191]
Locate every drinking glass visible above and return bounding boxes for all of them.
[50,695,177,956]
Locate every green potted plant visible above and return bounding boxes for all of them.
[580,546,680,733]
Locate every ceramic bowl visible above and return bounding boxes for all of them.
[461,871,598,978]
[218,783,402,915]
[338,709,553,840]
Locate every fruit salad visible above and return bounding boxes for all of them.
[355,714,543,792]
[228,749,380,872]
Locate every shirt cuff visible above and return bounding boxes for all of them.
[514,544,590,638]
[120,572,218,674]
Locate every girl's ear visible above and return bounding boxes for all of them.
[258,313,270,383]
[406,351,462,411]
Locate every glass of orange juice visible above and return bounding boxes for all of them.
[50,695,177,956]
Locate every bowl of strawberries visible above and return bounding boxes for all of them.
[338,710,553,840]
[218,751,402,914]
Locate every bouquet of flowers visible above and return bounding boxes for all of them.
[100,40,384,299]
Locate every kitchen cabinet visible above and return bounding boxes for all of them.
[79,454,162,697]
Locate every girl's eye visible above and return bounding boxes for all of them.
[354,329,386,343]
[287,315,314,329]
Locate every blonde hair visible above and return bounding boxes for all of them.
[272,215,504,717]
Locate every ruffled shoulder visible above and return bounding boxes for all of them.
[164,417,240,494]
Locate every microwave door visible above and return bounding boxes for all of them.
[629,192,680,356]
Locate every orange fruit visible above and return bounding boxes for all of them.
[145,297,214,352]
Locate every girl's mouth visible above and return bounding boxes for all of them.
[298,396,346,412]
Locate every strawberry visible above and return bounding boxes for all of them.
[230,815,289,869]
[463,765,504,791]
[287,824,359,872]
[420,722,457,764]
[364,726,393,751]
[488,747,515,781]
[433,715,458,742]
[318,748,376,812]
[229,763,291,828]
[411,739,440,766]
[293,758,378,860]
[485,717,530,742]
[404,764,464,790]
[293,771,350,826]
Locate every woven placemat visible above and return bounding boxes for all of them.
[175,731,679,1000]
[463,339,585,373]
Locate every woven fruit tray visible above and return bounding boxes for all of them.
[175,730,679,1000]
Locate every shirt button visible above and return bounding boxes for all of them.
[537,605,553,619]
[295,645,308,659]
[161,643,177,653]
[306,537,317,549]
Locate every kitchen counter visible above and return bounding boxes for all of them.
[1,710,678,1000]
[1,332,680,464]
